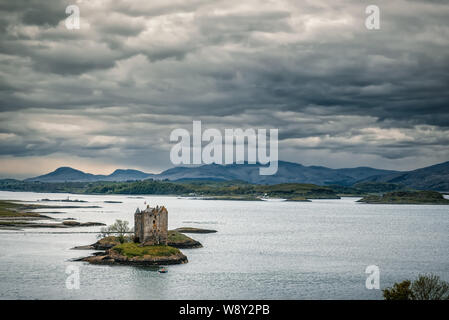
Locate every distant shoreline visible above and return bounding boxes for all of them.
[357,191,449,205]
[0,200,106,231]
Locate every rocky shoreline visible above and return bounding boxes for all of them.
[73,230,204,250]
[75,248,188,266]
[73,228,214,266]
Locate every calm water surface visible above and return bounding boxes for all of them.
[0,191,448,299]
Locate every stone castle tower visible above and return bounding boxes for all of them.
[134,205,168,245]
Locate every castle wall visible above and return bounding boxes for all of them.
[135,206,168,245]
[134,212,142,242]
[157,207,168,245]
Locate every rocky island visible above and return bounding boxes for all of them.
[76,205,212,266]
[174,227,217,234]
[74,230,203,250]
[358,191,449,204]
[77,242,188,266]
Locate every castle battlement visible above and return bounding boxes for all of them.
[134,205,168,245]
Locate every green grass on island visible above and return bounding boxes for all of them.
[92,231,200,249]
[358,191,449,204]
[167,230,192,242]
[112,242,181,258]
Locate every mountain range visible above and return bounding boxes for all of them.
[25,167,155,182]
[22,160,449,191]
[357,161,449,191]
[155,162,398,185]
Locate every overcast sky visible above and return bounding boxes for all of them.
[0,0,448,178]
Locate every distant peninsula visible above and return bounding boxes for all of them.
[358,191,449,205]
[0,178,343,201]
[0,200,105,230]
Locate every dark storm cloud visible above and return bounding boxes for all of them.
[0,0,449,176]
[0,0,68,26]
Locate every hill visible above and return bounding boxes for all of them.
[156,161,397,186]
[25,167,100,182]
[26,167,153,182]
[18,160,449,190]
[359,161,449,191]
[24,162,396,185]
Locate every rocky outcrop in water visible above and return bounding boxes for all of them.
[76,248,188,266]
[73,231,204,250]
[174,227,217,234]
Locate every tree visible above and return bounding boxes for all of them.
[411,274,449,300]
[98,219,132,243]
[383,274,449,300]
[383,280,413,300]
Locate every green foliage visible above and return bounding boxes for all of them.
[112,243,180,258]
[411,274,449,300]
[359,191,449,204]
[383,274,449,300]
[0,180,89,193]
[353,182,406,194]
[0,178,441,201]
[0,179,342,200]
[85,180,193,195]
[383,280,413,300]
[329,182,408,196]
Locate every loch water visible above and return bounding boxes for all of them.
[0,191,448,299]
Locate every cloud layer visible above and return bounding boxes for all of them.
[1,0,448,177]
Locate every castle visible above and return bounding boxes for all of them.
[134,205,168,245]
